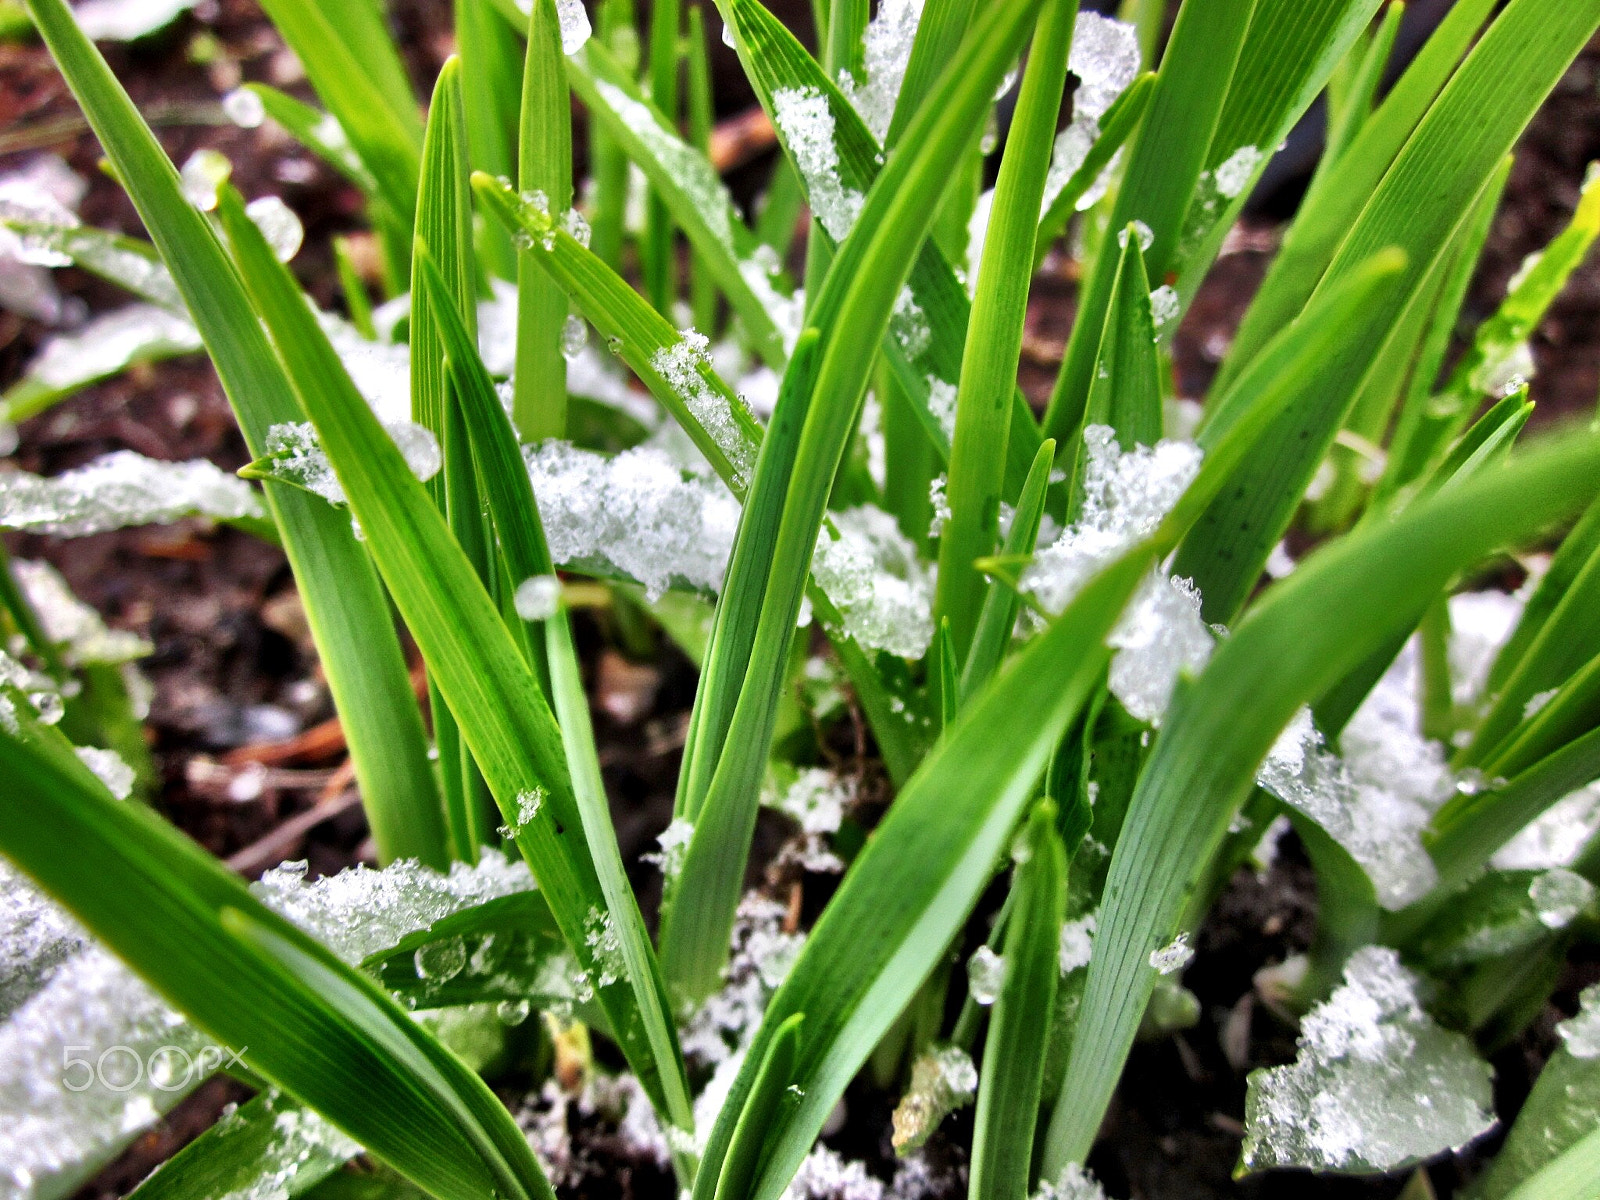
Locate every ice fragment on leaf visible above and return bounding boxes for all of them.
[1149,285,1179,330]
[0,155,86,324]
[179,149,231,212]
[811,506,936,658]
[1149,932,1193,975]
[554,0,591,53]
[259,420,439,505]
[73,747,134,801]
[244,195,304,263]
[772,87,865,241]
[1117,220,1153,252]
[890,1045,978,1152]
[1558,984,1600,1059]
[1213,146,1264,200]
[1033,1164,1112,1200]
[1240,946,1495,1173]
[1493,781,1600,870]
[22,304,202,393]
[0,450,264,536]
[643,817,695,883]
[71,0,195,40]
[1530,868,1594,928]
[1059,911,1097,974]
[222,87,266,128]
[1107,571,1212,724]
[966,945,1006,1005]
[560,312,588,360]
[1068,12,1140,121]
[836,0,924,141]
[514,575,562,622]
[650,330,757,486]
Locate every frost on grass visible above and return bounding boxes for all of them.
[0,155,87,324]
[1560,984,1600,1059]
[1069,12,1140,121]
[1107,572,1212,724]
[12,558,150,665]
[772,88,865,242]
[1024,426,1202,618]
[1149,285,1180,331]
[1149,932,1194,976]
[764,768,851,874]
[0,860,89,1022]
[1241,947,1495,1173]
[19,304,202,395]
[555,0,591,53]
[73,747,135,801]
[1033,1165,1113,1200]
[1212,146,1265,201]
[252,851,539,964]
[812,506,936,659]
[1059,911,1098,974]
[257,420,440,507]
[0,451,265,537]
[890,1045,978,1152]
[651,331,758,486]
[836,0,923,142]
[70,0,195,40]
[186,1092,360,1200]
[525,441,739,601]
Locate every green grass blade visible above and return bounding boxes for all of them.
[1175,0,1600,624]
[1172,0,1386,303]
[961,437,1056,701]
[1501,1125,1600,1200]
[1041,0,1256,444]
[1033,72,1155,271]
[1479,649,1600,782]
[585,0,635,270]
[1324,1,1403,165]
[1487,496,1600,700]
[1215,0,1499,390]
[417,247,694,1128]
[720,0,1044,496]
[415,57,491,862]
[22,0,446,869]
[705,1014,804,1200]
[1084,227,1161,446]
[567,39,792,369]
[513,0,574,441]
[886,0,979,148]
[643,0,680,314]
[969,806,1066,1200]
[127,1090,352,1200]
[934,0,1077,662]
[658,0,1049,1006]
[823,0,867,80]
[1042,430,1600,1174]
[698,548,1157,1200]
[253,0,423,248]
[214,190,680,1119]
[687,5,718,334]
[334,235,378,338]
[455,0,521,280]
[0,714,553,1200]
[477,176,762,489]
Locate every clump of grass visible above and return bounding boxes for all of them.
[2,0,1600,1198]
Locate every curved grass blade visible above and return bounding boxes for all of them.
[935,0,1077,661]
[1215,0,1499,389]
[513,0,574,440]
[455,0,521,280]
[21,0,446,869]
[1323,1,1403,166]
[417,246,694,1129]
[694,547,1158,1200]
[1173,0,1600,625]
[886,0,979,149]
[0,713,554,1200]
[1487,496,1600,701]
[215,189,680,1119]
[567,39,792,368]
[1500,1126,1600,1200]
[1042,430,1600,1175]
[659,0,1050,1005]
[969,806,1066,1200]
[718,0,1044,496]
[642,0,680,314]
[1041,0,1256,445]
[1084,227,1161,447]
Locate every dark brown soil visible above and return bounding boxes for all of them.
[1,3,1597,1199]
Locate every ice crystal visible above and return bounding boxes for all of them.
[651,331,757,486]
[179,148,231,212]
[772,88,865,241]
[524,441,739,601]
[560,312,588,360]
[1213,146,1264,200]
[222,87,266,128]
[73,747,134,801]
[1118,220,1154,253]
[1107,572,1212,723]
[71,0,195,40]
[1559,984,1600,1059]
[889,283,931,360]
[1034,1165,1111,1200]
[1059,911,1097,974]
[925,376,958,442]
[1493,781,1600,870]
[1530,868,1594,929]
[1241,947,1495,1172]
[1068,12,1140,121]
[811,506,936,658]
[966,945,1006,1005]
[927,475,949,538]
[643,817,695,883]
[890,1045,978,1151]
[514,575,562,622]
[836,0,923,141]
[1149,932,1193,975]
[260,420,440,506]
[1022,425,1202,618]
[583,905,625,989]
[12,559,149,665]
[244,195,304,263]
[0,451,265,536]
[23,303,202,393]
[497,787,546,840]
[679,894,804,1068]
[1149,285,1179,330]
[554,0,591,53]
[1041,118,1098,218]
[784,1146,886,1200]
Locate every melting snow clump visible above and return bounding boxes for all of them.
[71,0,195,41]
[650,331,757,486]
[244,195,304,263]
[1558,984,1600,1059]
[1059,911,1097,974]
[1213,146,1264,200]
[772,88,865,241]
[837,0,924,142]
[1240,946,1495,1172]
[554,0,591,53]
[1107,572,1212,723]
[73,747,135,800]
[1494,781,1600,870]
[966,945,1006,1005]
[0,451,265,536]
[1034,1164,1112,1200]
[1068,12,1140,121]
[811,506,936,658]
[1149,932,1193,975]
[514,575,563,622]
